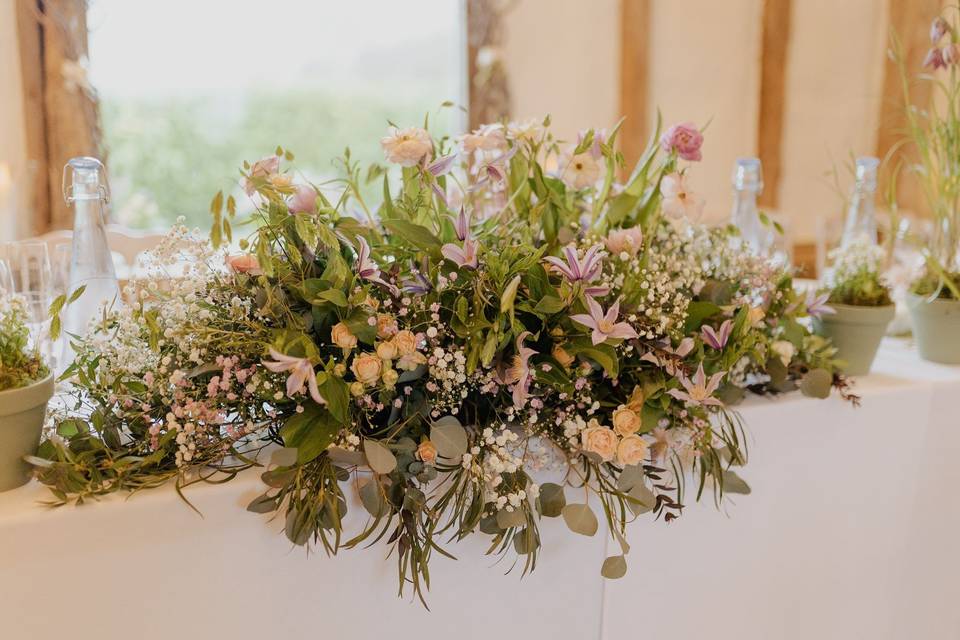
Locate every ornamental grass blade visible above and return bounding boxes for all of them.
[363,440,397,474]
[562,503,598,536]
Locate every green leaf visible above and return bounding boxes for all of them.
[566,340,619,377]
[683,301,721,333]
[799,368,832,399]
[270,447,298,467]
[601,555,628,579]
[430,416,468,461]
[534,295,566,315]
[247,493,278,514]
[279,404,339,463]
[358,477,386,517]
[314,289,348,307]
[562,503,598,536]
[627,482,656,515]
[363,439,397,474]
[320,376,350,425]
[721,470,752,495]
[500,274,522,315]
[496,508,526,529]
[293,214,319,251]
[538,482,566,517]
[382,219,442,250]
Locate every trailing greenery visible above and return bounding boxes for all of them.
[0,295,48,391]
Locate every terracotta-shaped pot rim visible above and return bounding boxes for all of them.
[0,372,55,418]
[820,303,896,326]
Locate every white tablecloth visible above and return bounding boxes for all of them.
[1,338,958,640]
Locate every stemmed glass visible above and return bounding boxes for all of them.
[6,242,53,357]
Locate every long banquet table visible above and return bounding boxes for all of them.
[1,338,958,640]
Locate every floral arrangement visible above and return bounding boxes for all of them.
[0,294,48,391]
[32,115,846,603]
[822,240,892,307]
[897,11,960,299]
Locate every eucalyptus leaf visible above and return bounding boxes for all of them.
[270,447,298,467]
[496,508,526,529]
[363,439,397,474]
[430,417,468,460]
[538,482,566,517]
[562,503,599,537]
[799,368,832,399]
[627,482,656,516]
[721,470,752,495]
[358,478,386,517]
[601,555,628,579]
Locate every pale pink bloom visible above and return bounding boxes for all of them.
[506,118,544,142]
[660,122,704,162]
[701,319,733,350]
[288,185,318,214]
[381,126,433,167]
[261,348,325,405]
[543,244,604,284]
[667,363,725,407]
[244,156,281,195]
[225,254,262,275]
[427,154,457,177]
[924,47,946,70]
[441,238,479,270]
[805,290,835,319]
[660,173,705,222]
[504,331,537,408]
[570,296,639,345]
[605,226,644,257]
[931,16,949,44]
[460,123,507,154]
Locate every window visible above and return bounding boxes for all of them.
[87,0,465,229]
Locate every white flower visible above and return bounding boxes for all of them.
[660,172,705,221]
[561,152,602,189]
[380,126,433,167]
[507,118,544,142]
[770,340,795,367]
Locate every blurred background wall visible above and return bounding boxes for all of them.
[0,0,942,268]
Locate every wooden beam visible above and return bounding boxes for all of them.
[875,0,940,216]
[756,0,791,210]
[14,0,50,236]
[619,0,650,170]
[466,0,510,130]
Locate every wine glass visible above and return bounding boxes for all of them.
[51,243,71,299]
[14,241,53,354]
[0,259,14,295]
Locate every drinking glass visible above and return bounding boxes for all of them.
[0,259,14,295]
[14,241,53,355]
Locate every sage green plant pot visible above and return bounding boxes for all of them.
[816,304,895,376]
[0,373,54,491]
[907,294,960,364]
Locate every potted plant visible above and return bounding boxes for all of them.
[815,240,894,375]
[892,12,960,363]
[0,294,54,491]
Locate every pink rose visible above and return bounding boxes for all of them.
[244,156,281,195]
[660,122,703,162]
[288,185,318,213]
[225,254,262,275]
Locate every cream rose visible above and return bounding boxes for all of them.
[417,440,438,465]
[349,381,365,397]
[581,422,618,462]
[381,367,399,388]
[377,314,398,339]
[771,340,795,367]
[351,352,383,386]
[617,434,649,467]
[397,351,427,372]
[393,330,418,356]
[376,340,398,361]
[612,406,642,436]
[747,306,766,328]
[381,126,433,167]
[331,322,357,349]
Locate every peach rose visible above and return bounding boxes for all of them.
[581,421,617,462]
[617,434,649,467]
[612,406,642,436]
[417,440,438,465]
[747,306,766,328]
[225,254,262,275]
[351,352,383,386]
[552,344,575,369]
[331,322,357,349]
[377,314,398,339]
[376,340,398,361]
[393,330,418,356]
[381,126,433,167]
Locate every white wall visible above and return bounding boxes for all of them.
[0,0,28,242]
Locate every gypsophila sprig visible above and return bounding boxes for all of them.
[824,240,892,307]
[0,293,48,391]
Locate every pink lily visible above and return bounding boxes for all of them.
[570,296,638,345]
[667,363,725,407]
[441,238,479,270]
[451,207,471,241]
[472,146,518,188]
[805,290,835,319]
[504,331,537,408]
[427,154,457,177]
[262,348,325,405]
[701,319,733,350]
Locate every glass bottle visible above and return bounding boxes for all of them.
[841,156,880,247]
[731,157,773,254]
[60,157,119,372]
